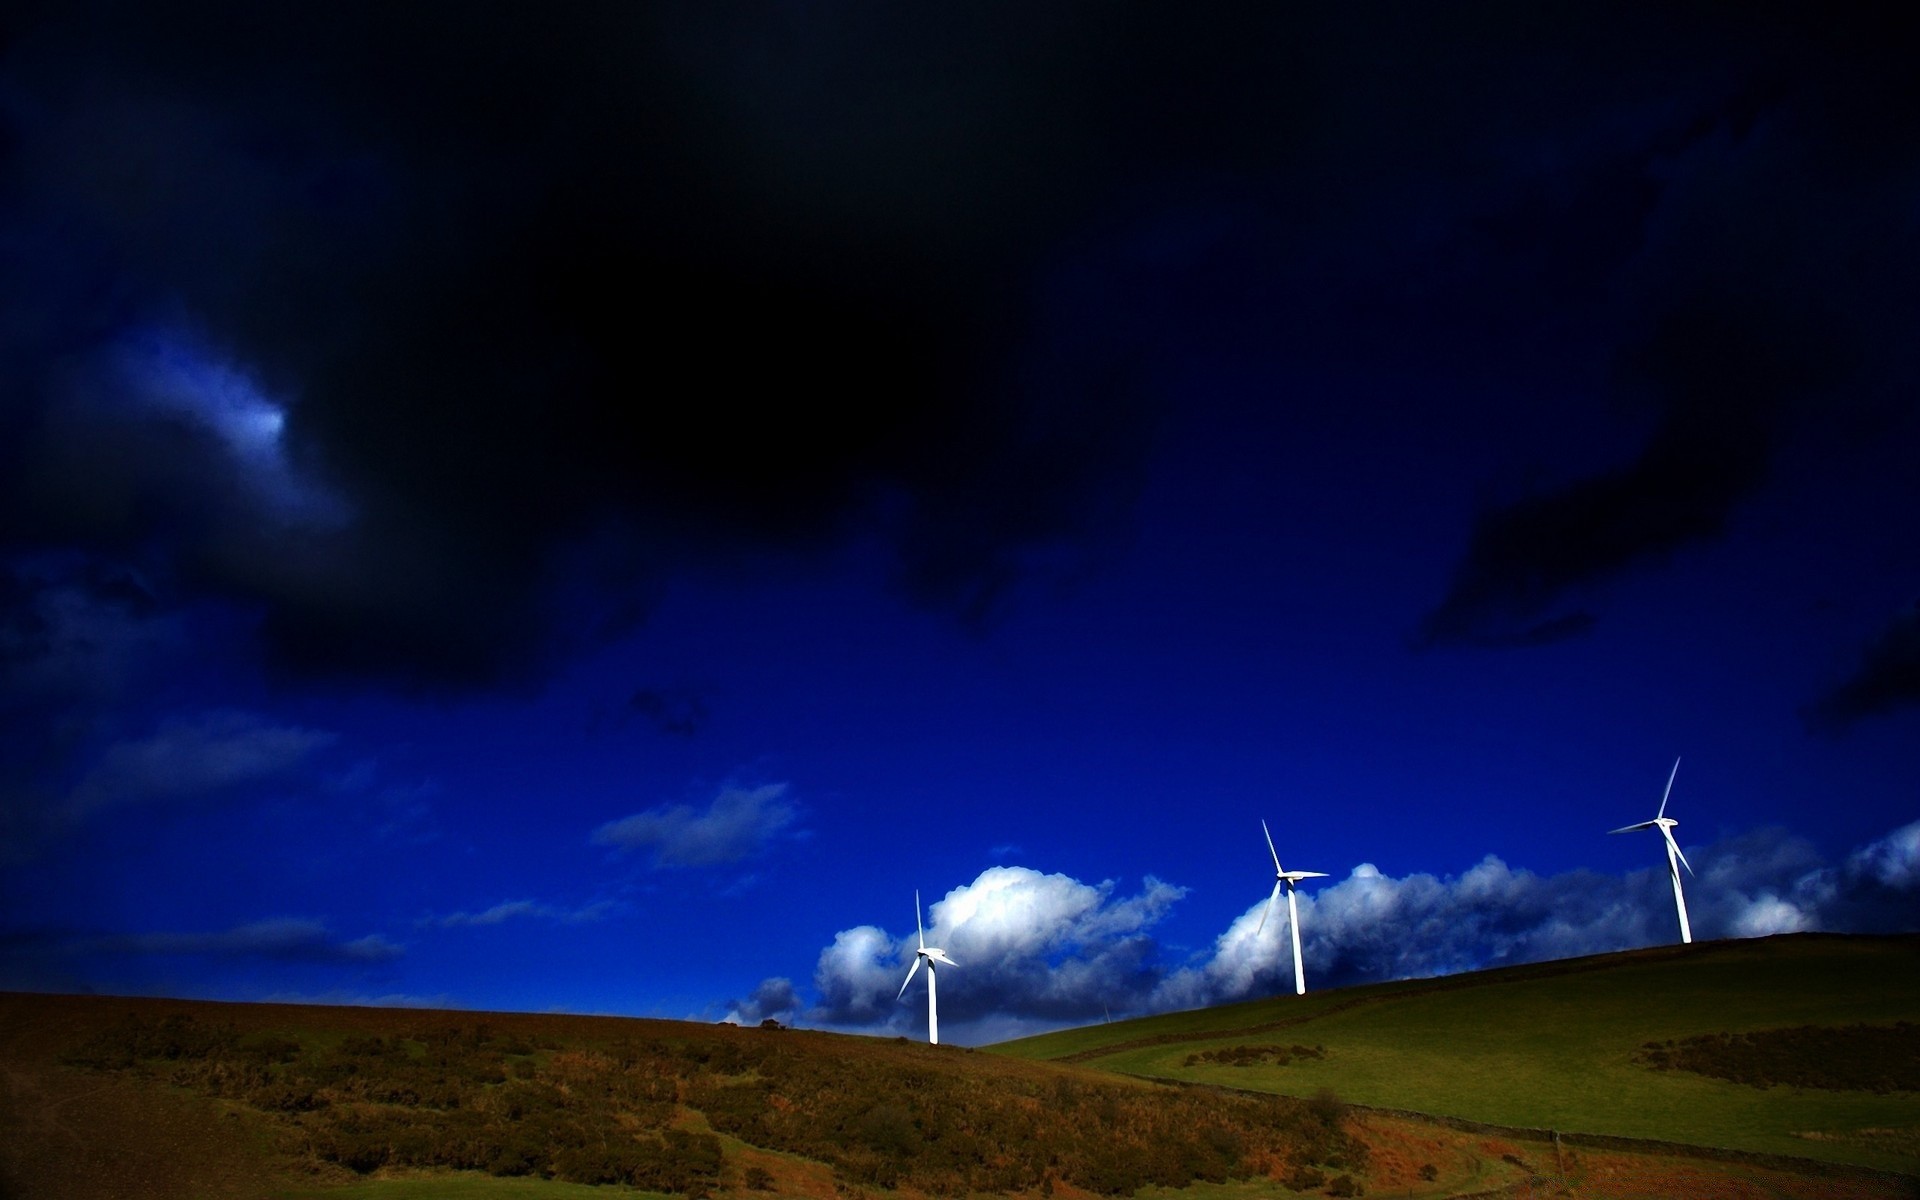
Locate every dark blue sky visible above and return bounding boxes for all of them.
[3,1,1917,1042]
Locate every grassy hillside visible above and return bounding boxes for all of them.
[992,933,1920,1174]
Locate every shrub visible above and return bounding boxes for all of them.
[61,1014,237,1069]
[1631,1023,1920,1093]
[1308,1087,1346,1128]
[1284,1164,1326,1191]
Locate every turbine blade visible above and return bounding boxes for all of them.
[1262,819,1283,874]
[1657,756,1680,819]
[1609,821,1656,835]
[1664,828,1694,876]
[1256,880,1282,935]
[897,956,922,1000]
[915,889,925,950]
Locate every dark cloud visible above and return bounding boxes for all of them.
[1481,612,1598,651]
[0,555,172,706]
[627,687,709,738]
[1411,7,1920,649]
[5,2,1916,694]
[722,976,801,1027]
[0,555,196,858]
[0,1,1179,693]
[1419,297,1849,649]
[1805,602,1920,732]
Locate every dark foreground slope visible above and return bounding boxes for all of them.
[1,991,1381,1200]
[993,933,1920,1175]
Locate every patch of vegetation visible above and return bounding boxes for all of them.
[1184,1043,1326,1068]
[60,1010,1370,1197]
[684,1048,1367,1195]
[1635,1023,1920,1093]
[62,1014,721,1194]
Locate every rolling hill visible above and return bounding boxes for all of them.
[0,989,1445,1199]
[2,933,1914,1199]
[992,932,1920,1176]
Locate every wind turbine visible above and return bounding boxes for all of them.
[1257,820,1328,995]
[1609,756,1694,944]
[896,890,957,1044]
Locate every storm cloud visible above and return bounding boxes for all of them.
[1806,602,1920,732]
[8,3,1912,696]
[0,1,1176,693]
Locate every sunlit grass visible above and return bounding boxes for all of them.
[992,934,1920,1173]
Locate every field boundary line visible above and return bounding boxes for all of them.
[1134,1073,1920,1186]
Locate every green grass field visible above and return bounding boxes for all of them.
[992,933,1920,1174]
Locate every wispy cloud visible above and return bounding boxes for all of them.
[591,782,798,868]
[71,918,402,964]
[66,710,336,817]
[422,899,613,928]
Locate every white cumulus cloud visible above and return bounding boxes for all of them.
[747,818,1920,1044]
[808,865,1184,1042]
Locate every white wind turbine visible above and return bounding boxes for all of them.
[896,890,958,1044]
[1257,820,1329,995]
[1609,756,1695,944]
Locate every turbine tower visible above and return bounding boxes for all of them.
[896,890,957,1044]
[1609,756,1695,944]
[1257,820,1328,995]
